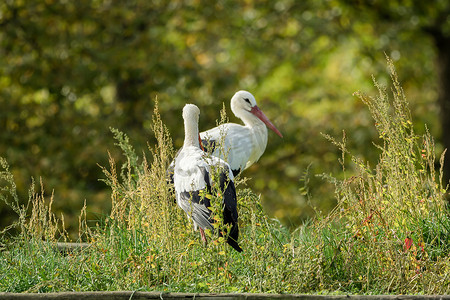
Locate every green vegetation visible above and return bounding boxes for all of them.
[2,1,450,232]
[1,61,449,294]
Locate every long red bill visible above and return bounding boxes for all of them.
[250,106,283,138]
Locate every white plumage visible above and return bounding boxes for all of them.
[173,104,242,252]
[200,90,283,175]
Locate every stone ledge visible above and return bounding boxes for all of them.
[0,292,449,300]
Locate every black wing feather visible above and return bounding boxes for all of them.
[219,168,242,252]
[200,139,217,153]
[200,164,242,252]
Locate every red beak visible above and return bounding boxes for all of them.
[198,134,205,151]
[250,106,283,138]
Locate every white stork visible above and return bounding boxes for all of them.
[173,104,242,252]
[200,90,283,176]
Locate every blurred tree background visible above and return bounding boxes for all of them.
[1,0,449,236]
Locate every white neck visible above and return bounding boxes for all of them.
[239,112,268,161]
[236,110,268,149]
[183,118,199,148]
[251,120,268,152]
[236,110,262,128]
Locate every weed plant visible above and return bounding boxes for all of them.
[318,57,450,294]
[0,59,449,294]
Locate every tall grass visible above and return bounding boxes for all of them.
[318,57,450,293]
[0,59,449,294]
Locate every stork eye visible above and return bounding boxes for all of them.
[243,98,251,104]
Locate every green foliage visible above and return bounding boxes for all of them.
[1,63,449,294]
[2,0,448,233]
[317,58,450,293]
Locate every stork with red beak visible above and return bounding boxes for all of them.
[173,104,242,252]
[200,90,283,176]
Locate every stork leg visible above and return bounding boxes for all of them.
[199,227,207,245]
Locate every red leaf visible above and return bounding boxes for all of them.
[404,237,413,251]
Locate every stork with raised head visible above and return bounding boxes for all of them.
[173,104,242,252]
[200,90,283,176]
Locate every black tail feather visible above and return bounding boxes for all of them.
[227,235,243,252]
[221,222,242,252]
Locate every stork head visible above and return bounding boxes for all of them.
[230,91,283,138]
[182,103,200,122]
